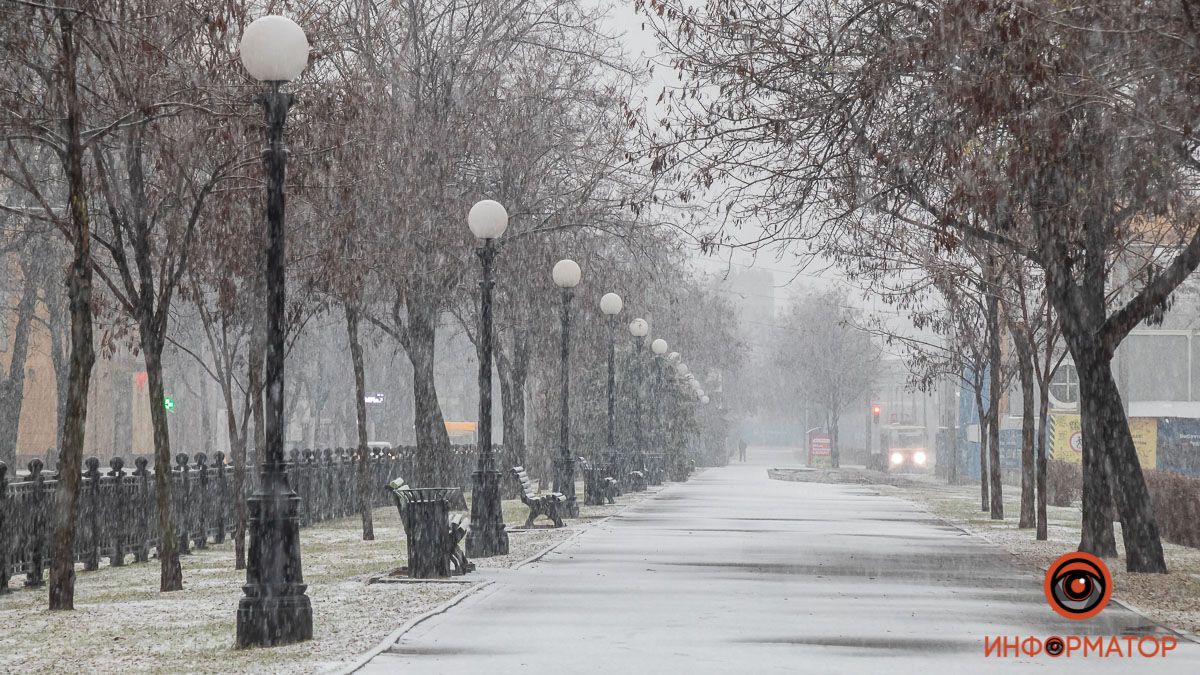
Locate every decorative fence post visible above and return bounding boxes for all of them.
[174,453,191,555]
[300,450,314,527]
[320,448,333,522]
[83,457,102,571]
[348,447,360,517]
[213,451,228,544]
[0,461,9,594]
[333,447,347,517]
[25,458,46,587]
[194,453,209,549]
[108,457,127,567]
[133,457,151,563]
[288,449,303,525]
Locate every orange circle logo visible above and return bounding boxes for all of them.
[1044,552,1112,620]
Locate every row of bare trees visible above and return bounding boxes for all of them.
[639,0,1200,572]
[0,0,744,611]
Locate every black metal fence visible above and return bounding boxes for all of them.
[0,444,497,591]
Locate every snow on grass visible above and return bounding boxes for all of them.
[0,484,658,673]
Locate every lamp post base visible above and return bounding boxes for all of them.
[236,594,313,648]
[466,468,509,557]
[235,478,312,648]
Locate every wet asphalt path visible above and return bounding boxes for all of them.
[357,446,1200,673]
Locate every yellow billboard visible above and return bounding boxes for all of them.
[1049,413,1156,469]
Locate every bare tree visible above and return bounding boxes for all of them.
[773,290,879,467]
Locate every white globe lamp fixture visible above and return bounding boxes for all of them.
[629,318,649,337]
[651,339,668,355]
[552,259,582,288]
[600,293,623,316]
[240,16,310,82]
[468,200,508,240]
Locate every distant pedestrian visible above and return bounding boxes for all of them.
[738,438,748,462]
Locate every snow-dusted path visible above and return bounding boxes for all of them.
[356,446,1200,673]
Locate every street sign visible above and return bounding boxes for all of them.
[807,428,832,467]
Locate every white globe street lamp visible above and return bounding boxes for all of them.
[628,317,650,487]
[651,339,668,355]
[468,200,508,240]
[600,293,623,315]
[465,199,509,558]
[552,259,582,288]
[553,259,581,515]
[240,16,309,82]
[236,14,313,649]
[600,293,623,478]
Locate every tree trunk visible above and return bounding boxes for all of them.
[974,386,988,512]
[220,374,247,570]
[829,410,841,468]
[1012,328,1036,528]
[345,303,374,541]
[1075,352,1166,571]
[199,373,212,456]
[1074,350,1119,559]
[985,277,1003,520]
[48,287,69,453]
[498,362,527,466]
[1036,373,1050,541]
[249,321,265,472]
[142,332,182,591]
[47,13,95,611]
[0,274,37,466]
[405,295,451,487]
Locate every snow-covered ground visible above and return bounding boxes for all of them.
[0,486,654,674]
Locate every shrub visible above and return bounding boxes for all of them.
[1144,470,1200,549]
[1047,460,1081,507]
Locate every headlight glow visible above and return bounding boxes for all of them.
[913,451,927,465]
[890,451,904,465]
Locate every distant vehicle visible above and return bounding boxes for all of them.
[367,441,393,452]
[882,425,930,473]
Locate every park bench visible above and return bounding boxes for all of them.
[510,466,565,528]
[387,478,474,576]
[578,457,617,506]
[627,468,647,492]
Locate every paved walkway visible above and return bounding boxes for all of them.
[358,446,1200,673]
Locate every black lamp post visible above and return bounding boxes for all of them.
[599,293,623,481]
[235,15,312,648]
[628,318,650,481]
[648,339,669,485]
[553,259,582,517]
[465,200,509,558]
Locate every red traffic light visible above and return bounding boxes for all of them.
[871,403,881,417]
